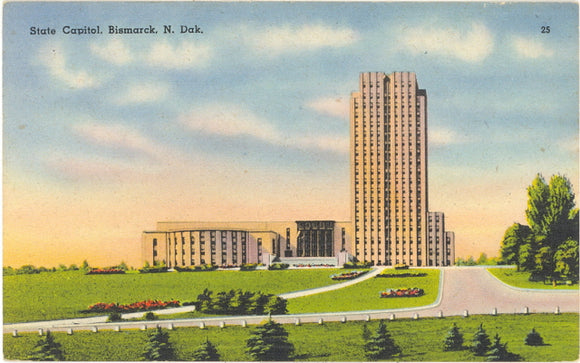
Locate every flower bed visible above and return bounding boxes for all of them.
[86,299,180,313]
[375,272,427,278]
[380,287,424,298]
[86,268,126,275]
[294,264,335,268]
[330,270,368,281]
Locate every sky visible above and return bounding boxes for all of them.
[2,2,578,268]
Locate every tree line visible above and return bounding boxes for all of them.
[3,260,131,275]
[499,174,579,282]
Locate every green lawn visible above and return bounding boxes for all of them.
[487,268,578,290]
[287,269,440,313]
[4,314,578,361]
[3,269,354,323]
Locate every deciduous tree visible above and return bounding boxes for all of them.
[499,223,532,270]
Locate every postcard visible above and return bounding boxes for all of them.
[3,1,579,361]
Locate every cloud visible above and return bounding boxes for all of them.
[511,35,554,59]
[179,105,348,154]
[306,96,350,119]
[72,122,169,160]
[179,105,280,141]
[113,82,170,105]
[39,44,99,89]
[401,22,494,63]
[558,136,579,155]
[429,127,471,146]
[294,135,349,154]
[90,39,133,65]
[147,41,213,69]
[45,153,155,182]
[245,23,358,56]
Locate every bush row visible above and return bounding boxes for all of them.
[343,261,374,269]
[195,288,287,315]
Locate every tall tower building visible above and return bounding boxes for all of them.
[351,71,429,266]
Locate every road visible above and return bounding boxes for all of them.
[4,267,578,334]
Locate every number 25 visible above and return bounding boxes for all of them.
[541,26,550,34]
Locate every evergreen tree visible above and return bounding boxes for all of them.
[364,320,401,360]
[143,327,175,361]
[443,323,464,351]
[362,323,372,341]
[192,339,221,361]
[264,295,288,315]
[246,319,294,361]
[471,324,491,356]
[524,328,544,346]
[27,331,65,361]
[487,334,520,362]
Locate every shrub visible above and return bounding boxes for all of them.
[107,312,123,322]
[175,264,217,272]
[443,323,464,351]
[139,266,168,274]
[394,264,410,270]
[240,263,260,271]
[144,311,158,321]
[524,328,544,346]
[343,261,373,269]
[268,263,289,270]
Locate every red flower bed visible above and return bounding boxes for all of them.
[87,299,180,313]
[330,270,367,281]
[380,288,424,298]
[86,268,126,275]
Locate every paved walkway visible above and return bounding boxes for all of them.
[4,267,578,333]
[279,266,386,299]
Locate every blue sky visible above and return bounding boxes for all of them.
[3,2,578,267]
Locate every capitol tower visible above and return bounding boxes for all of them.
[350,71,454,266]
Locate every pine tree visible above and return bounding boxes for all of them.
[364,320,401,360]
[524,328,544,346]
[143,327,175,361]
[443,323,464,351]
[192,338,221,361]
[27,331,65,361]
[471,324,491,355]
[362,323,372,341]
[487,334,520,362]
[246,319,294,361]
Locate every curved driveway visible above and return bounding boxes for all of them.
[4,267,578,333]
